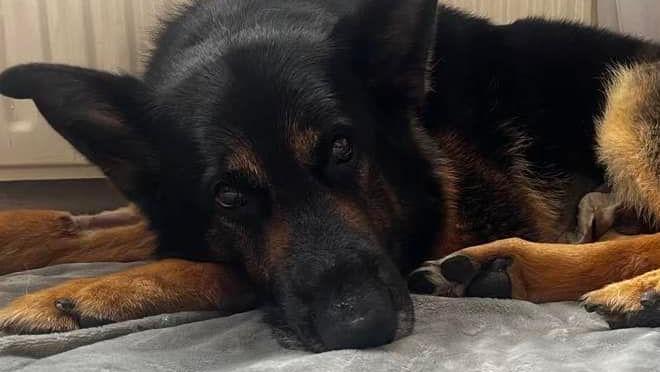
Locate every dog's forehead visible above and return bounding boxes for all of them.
[217,56,339,161]
[155,43,345,189]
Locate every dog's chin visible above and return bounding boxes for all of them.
[262,303,325,352]
[392,289,416,342]
[262,293,415,352]
[263,308,326,352]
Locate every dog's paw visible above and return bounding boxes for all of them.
[408,253,513,299]
[0,278,127,334]
[582,271,660,329]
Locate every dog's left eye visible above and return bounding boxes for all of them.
[216,187,246,209]
[331,137,353,164]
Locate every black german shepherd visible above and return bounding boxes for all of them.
[1,0,660,352]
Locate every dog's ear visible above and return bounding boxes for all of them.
[0,64,159,201]
[333,0,437,108]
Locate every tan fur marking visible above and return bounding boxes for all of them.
[290,128,320,166]
[582,267,660,313]
[227,145,267,185]
[0,260,253,334]
[0,209,157,275]
[597,62,660,225]
[449,233,660,302]
[509,156,564,242]
[430,130,563,255]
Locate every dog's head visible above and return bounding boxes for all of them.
[0,0,442,351]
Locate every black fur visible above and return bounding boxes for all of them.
[1,0,659,352]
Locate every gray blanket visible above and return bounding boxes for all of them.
[1,263,659,372]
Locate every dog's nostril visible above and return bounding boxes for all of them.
[335,301,353,312]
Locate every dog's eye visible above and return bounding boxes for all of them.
[216,187,246,209]
[331,137,353,164]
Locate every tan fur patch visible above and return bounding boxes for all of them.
[449,233,660,302]
[0,259,254,333]
[582,266,660,313]
[428,128,563,255]
[499,123,564,241]
[597,62,660,226]
[0,208,157,275]
[290,128,320,166]
[227,145,268,185]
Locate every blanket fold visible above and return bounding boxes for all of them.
[1,263,658,372]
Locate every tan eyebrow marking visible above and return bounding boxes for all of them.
[289,128,320,166]
[226,144,268,185]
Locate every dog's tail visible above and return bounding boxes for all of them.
[597,62,660,226]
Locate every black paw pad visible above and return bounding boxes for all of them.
[407,269,437,294]
[465,258,512,299]
[439,255,477,284]
[54,297,113,329]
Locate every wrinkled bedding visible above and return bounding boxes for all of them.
[1,262,659,372]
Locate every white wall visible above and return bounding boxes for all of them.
[0,0,179,181]
[598,0,660,41]
[0,0,656,181]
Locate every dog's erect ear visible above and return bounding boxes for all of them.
[334,0,437,108]
[0,63,159,201]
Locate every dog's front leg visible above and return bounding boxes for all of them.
[582,267,660,328]
[0,259,255,334]
[409,233,660,303]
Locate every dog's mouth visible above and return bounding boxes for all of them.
[263,276,415,352]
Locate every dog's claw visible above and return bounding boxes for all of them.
[583,302,599,313]
[582,284,660,329]
[54,298,114,328]
[640,290,659,309]
[54,298,76,313]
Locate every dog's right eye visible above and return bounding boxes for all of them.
[331,136,353,164]
[216,187,247,209]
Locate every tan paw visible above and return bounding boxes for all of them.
[407,238,533,299]
[408,254,515,298]
[582,269,660,329]
[0,274,172,334]
[0,277,111,334]
[0,260,254,334]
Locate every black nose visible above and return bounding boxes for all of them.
[314,284,398,350]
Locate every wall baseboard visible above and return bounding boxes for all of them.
[0,179,127,214]
[0,165,104,182]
